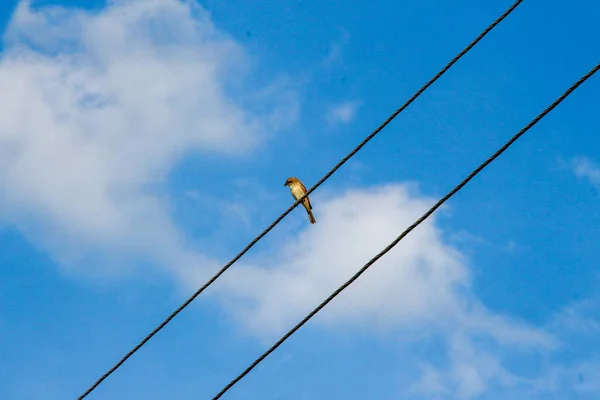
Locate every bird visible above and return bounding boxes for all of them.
[284,177,316,224]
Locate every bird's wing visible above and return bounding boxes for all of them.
[298,180,312,209]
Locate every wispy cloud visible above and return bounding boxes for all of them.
[326,100,362,125]
[572,156,600,187]
[321,30,350,68]
[524,295,600,399]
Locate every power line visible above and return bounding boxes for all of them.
[77,1,524,398]
[212,64,600,399]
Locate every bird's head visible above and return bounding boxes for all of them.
[284,177,298,186]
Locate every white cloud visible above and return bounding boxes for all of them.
[572,156,600,187]
[216,184,550,341]
[550,298,600,334]
[213,184,554,398]
[326,100,361,125]
[0,0,296,276]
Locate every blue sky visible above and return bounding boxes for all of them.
[0,0,599,399]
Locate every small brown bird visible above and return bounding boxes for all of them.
[284,177,316,224]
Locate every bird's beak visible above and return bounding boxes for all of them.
[284,181,288,186]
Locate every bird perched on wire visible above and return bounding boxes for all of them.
[284,177,316,224]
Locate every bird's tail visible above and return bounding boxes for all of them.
[306,208,316,224]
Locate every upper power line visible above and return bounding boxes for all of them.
[77,0,525,398]
[212,63,600,399]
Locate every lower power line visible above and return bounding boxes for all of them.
[212,63,600,399]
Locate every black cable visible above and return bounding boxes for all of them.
[77,1,524,398]
[212,64,600,399]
